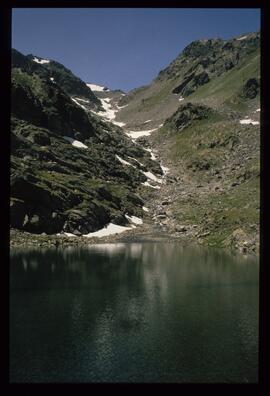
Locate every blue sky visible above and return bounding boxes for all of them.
[12,8,260,92]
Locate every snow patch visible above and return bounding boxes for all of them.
[75,97,90,103]
[84,223,133,237]
[144,148,157,160]
[179,97,184,101]
[63,136,88,148]
[144,120,152,123]
[87,83,108,92]
[113,121,126,127]
[161,165,170,175]
[118,104,129,109]
[255,108,260,112]
[125,214,143,225]
[142,182,161,189]
[93,97,126,126]
[71,97,87,110]
[33,57,50,64]
[143,171,163,184]
[115,155,135,167]
[50,77,54,82]
[237,35,248,41]
[126,128,158,139]
[142,206,149,212]
[239,119,259,125]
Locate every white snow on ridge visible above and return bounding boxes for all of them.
[125,214,143,225]
[87,83,108,92]
[84,223,133,238]
[33,57,50,64]
[255,108,260,112]
[144,120,152,123]
[239,119,259,125]
[63,136,88,148]
[237,35,248,41]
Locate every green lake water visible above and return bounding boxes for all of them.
[10,243,259,383]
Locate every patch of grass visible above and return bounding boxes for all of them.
[188,48,260,107]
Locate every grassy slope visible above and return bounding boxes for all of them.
[116,44,260,128]
[150,50,260,253]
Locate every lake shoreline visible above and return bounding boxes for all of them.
[10,227,259,257]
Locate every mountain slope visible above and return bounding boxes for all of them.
[115,32,260,130]
[10,32,260,253]
[10,50,163,236]
[12,49,102,110]
[112,31,260,253]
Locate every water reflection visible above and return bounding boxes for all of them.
[10,243,259,383]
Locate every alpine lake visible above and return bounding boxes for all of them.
[10,242,259,383]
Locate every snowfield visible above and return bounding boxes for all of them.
[142,181,161,189]
[144,148,157,160]
[115,155,135,168]
[118,104,129,109]
[160,165,170,175]
[75,97,90,103]
[71,97,87,110]
[239,119,259,125]
[84,223,133,237]
[143,171,163,184]
[126,128,159,139]
[125,214,143,225]
[86,83,108,92]
[90,96,127,127]
[33,57,50,64]
[237,35,248,41]
[63,136,88,148]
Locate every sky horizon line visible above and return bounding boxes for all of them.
[12,8,260,91]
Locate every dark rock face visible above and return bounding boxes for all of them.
[11,69,96,140]
[63,205,110,235]
[242,78,260,99]
[10,51,158,236]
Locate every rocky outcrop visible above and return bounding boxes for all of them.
[164,103,213,131]
[241,78,260,99]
